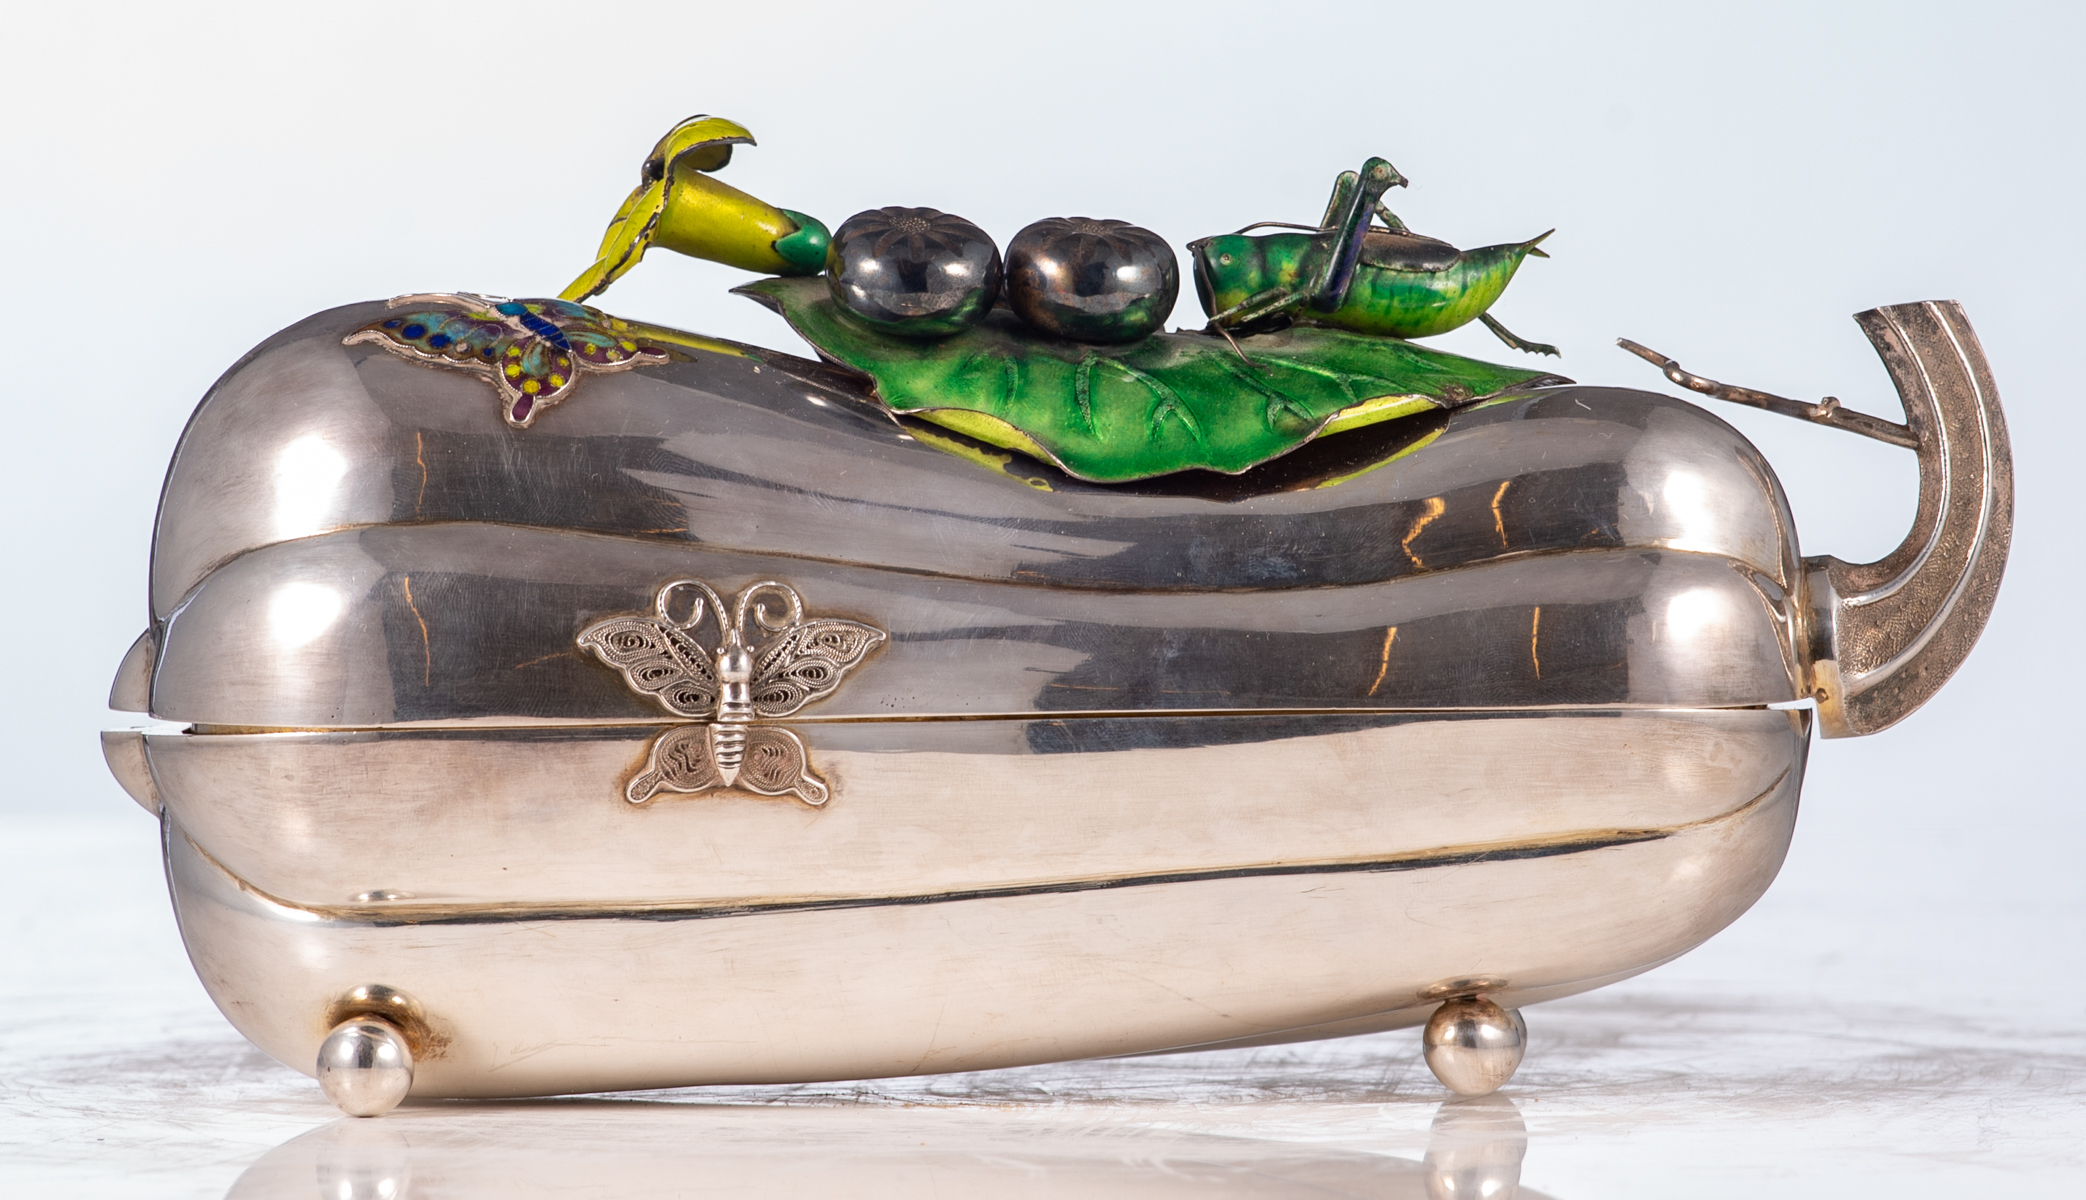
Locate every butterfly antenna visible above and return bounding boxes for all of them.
[656,579,729,636]
[734,582,806,641]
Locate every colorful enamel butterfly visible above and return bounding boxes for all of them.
[343,293,670,427]
[577,579,887,806]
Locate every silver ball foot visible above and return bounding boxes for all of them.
[1422,996,1527,1097]
[317,1015,415,1117]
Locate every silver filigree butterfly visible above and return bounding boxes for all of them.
[577,579,885,806]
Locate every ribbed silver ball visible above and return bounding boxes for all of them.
[827,206,1001,338]
[1004,217,1177,344]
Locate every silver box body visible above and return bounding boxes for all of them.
[106,299,2007,1098]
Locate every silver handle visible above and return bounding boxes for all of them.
[1803,301,2014,737]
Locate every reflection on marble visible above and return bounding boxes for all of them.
[3,816,2084,1199]
[1427,1097,1529,1200]
[230,1097,1541,1200]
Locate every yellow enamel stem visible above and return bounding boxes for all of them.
[652,170,801,276]
[560,179,665,301]
[559,115,766,302]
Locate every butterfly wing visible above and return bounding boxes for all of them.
[345,296,668,428]
[747,619,888,718]
[491,301,672,425]
[548,308,672,375]
[577,616,720,719]
[343,299,514,375]
[624,725,726,804]
[734,727,830,806]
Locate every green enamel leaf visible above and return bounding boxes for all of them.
[738,276,1561,483]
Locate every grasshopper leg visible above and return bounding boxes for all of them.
[1209,321,1269,368]
[1480,313,1560,358]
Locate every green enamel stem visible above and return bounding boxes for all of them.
[772,210,831,276]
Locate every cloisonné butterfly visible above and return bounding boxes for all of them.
[577,579,886,806]
[343,293,669,427]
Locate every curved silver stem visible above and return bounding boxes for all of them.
[1802,301,2013,737]
[1616,337,1920,448]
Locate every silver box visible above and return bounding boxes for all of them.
[103,299,2009,1102]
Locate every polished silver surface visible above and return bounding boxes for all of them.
[20,798,2082,1196]
[1619,302,2013,737]
[98,729,157,815]
[112,296,2010,1103]
[164,750,1797,1097]
[1423,997,1529,1097]
[138,305,1813,726]
[143,303,1799,620]
[148,528,1803,727]
[316,1016,414,1117]
[1800,302,2013,737]
[108,628,153,713]
[143,709,1802,911]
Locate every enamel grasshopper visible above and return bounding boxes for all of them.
[1190,157,1557,356]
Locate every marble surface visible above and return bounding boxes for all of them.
[4,813,2081,1199]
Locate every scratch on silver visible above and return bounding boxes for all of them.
[577,579,886,805]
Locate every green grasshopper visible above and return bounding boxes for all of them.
[1189,157,1556,356]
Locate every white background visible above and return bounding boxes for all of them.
[2,1,2080,1193]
